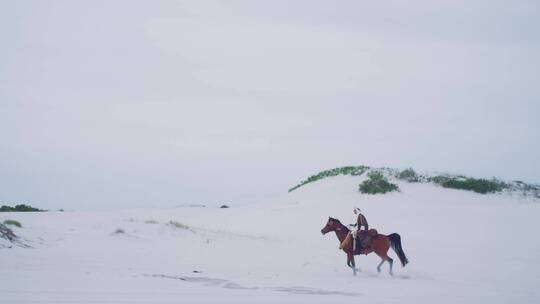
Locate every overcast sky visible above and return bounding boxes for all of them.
[1,0,539,210]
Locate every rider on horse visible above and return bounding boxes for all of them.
[339,207,372,252]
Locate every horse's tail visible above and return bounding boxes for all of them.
[388,233,409,267]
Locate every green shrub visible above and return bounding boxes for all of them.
[398,168,420,182]
[3,220,22,228]
[429,175,505,194]
[359,171,400,194]
[0,204,44,212]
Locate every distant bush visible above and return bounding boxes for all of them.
[359,171,400,194]
[397,168,421,182]
[220,205,230,209]
[0,204,44,212]
[429,175,505,194]
[144,220,158,224]
[3,220,22,228]
[113,228,125,234]
[289,166,370,192]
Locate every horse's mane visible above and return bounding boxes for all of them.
[329,217,342,223]
[329,217,349,231]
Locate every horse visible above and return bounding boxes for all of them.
[321,217,409,276]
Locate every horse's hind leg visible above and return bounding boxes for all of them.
[374,249,393,275]
[387,256,394,276]
[376,254,393,275]
[374,237,394,276]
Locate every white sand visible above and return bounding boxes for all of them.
[2,176,539,303]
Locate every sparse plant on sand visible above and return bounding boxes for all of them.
[168,221,192,231]
[3,220,22,228]
[113,228,125,234]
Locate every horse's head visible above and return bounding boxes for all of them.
[321,217,341,235]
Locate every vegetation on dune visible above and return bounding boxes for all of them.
[509,181,540,198]
[3,220,22,228]
[359,171,400,194]
[290,165,539,198]
[397,168,421,183]
[288,166,370,192]
[429,175,506,194]
[0,223,17,242]
[0,223,31,248]
[0,204,44,212]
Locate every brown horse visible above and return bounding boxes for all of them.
[321,217,408,276]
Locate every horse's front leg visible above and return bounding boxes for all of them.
[347,253,357,276]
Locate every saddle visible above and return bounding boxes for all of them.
[354,229,378,254]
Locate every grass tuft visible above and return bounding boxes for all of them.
[168,221,191,230]
[3,219,22,228]
[113,228,125,234]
